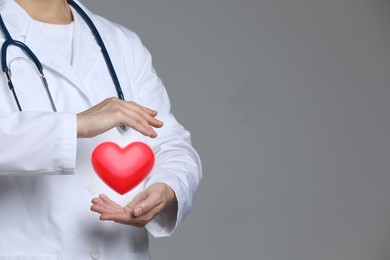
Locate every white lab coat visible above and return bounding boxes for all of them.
[0,0,201,259]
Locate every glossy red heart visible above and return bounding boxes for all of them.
[91,142,155,195]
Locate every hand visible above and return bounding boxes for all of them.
[90,183,177,228]
[77,97,163,138]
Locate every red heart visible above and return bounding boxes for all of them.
[91,142,155,195]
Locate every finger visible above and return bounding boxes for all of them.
[90,203,117,214]
[118,110,159,138]
[91,197,103,204]
[100,212,126,222]
[135,103,158,117]
[127,108,163,129]
[99,194,121,208]
[106,100,163,137]
[121,102,163,128]
[121,101,159,122]
[100,211,133,224]
[97,194,123,212]
[130,204,166,226]
[125,101,158,116]
[127,111,159,137]
[142,107,158,116]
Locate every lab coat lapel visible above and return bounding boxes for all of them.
[71,7,101,83]
[23,22,85,91]
[11,1,101,97]
[1,0,103,99]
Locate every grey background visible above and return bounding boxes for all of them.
[82,0,390,259]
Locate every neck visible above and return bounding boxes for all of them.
[15,0,73,24]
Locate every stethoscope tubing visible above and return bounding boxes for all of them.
[68,0,124,101]
[0,0,128,131]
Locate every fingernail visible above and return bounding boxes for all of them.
[134,208,142,217]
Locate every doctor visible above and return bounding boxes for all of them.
[0,0,201,259]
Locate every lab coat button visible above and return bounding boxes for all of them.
[90,248,101,259]
[87,184,97,194]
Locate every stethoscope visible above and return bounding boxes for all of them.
[0,0,128,132]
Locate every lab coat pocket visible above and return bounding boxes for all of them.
[0,254,61,260]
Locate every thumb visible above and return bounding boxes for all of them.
[132,191,161,217]
[126,191,146,213]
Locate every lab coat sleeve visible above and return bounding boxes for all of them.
[0,112,77,175]
[119,29,202,237]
